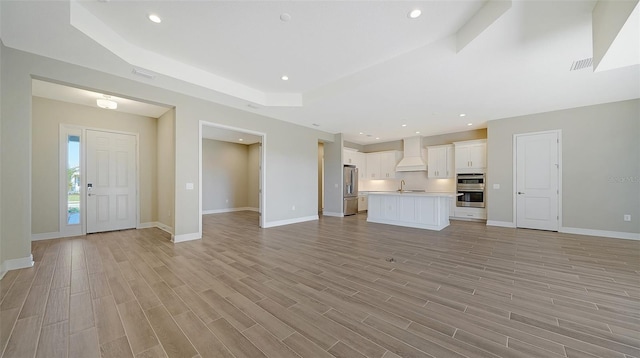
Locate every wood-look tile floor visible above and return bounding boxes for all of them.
[1,211,639,358]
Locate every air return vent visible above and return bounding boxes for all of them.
[570,58,593,71]
[132,67,156,79]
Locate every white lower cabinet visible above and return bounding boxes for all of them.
[358,194,368,212]
[453,207,487,220]
[367,193,451,231]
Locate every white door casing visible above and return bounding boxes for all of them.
[86,130,137,233]
[515,131,560,231]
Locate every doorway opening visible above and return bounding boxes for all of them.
[199,121,266,234]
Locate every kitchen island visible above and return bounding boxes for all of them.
[367,192,454,231]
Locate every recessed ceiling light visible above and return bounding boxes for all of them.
[148,14,162,23]
[408,9,422,19]
[467,123,473,126]
[359,132,364,135]
[415,131,420,134]
[376,137,380,140]
[281,75,289,81]
[238,138,244,142]
[401,124,407,127]
[459,113,466,117]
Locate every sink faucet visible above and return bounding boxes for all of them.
[400,179,406,192]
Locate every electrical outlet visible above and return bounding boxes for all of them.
[624,214,631,222]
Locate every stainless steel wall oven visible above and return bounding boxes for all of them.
[456,173,485,208]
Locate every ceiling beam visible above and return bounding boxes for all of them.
[592,0,640,72]
[456,0,512,53]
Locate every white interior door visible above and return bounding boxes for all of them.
[86,130,137,233]
[516,131,559,231]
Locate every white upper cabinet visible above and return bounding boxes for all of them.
[427,144,454,178]
[344,149,367,180]
[366,151,400,179]
[344,148,356,165]
[454,139,486,173]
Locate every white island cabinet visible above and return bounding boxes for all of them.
[367,192,453,231]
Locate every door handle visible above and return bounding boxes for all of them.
[517,192,525,195]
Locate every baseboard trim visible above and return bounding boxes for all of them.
[138,222,174,235]
[263,215,318,228]
[137,222,157,229]
[32,231,86,241]
[560,227,640,241]
[172,232,201,243]
[322,212,344,218]
[486,220,516,228]
[32,232,62,241]
[203,207,259,215]
[0,254,35,279]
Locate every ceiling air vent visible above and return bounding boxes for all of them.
[132,67,156,79]
[570,58,593,71]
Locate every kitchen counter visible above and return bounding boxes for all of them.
[366,191,457,197]
[367,192,452,231]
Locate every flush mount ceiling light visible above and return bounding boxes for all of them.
[408,9,422,19]
[401,124,407,127]
[467,123,473,126]
[148,14,162,23]
[459,113,466,117]
[96,95,117,110]
[281,75,289,81]
[280,13,291,22]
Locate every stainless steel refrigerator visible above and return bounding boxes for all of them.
[343,165,359,216]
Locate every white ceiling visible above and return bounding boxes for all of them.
[3,0,639,145]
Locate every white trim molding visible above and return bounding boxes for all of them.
[263,215,318,228]
[560,227,640,241]
[203,207,260,215]
[486,220,516,228]
[172,232,201,243]
[0,255,35,279]
[32,232,63,241]
[322,212,344,218]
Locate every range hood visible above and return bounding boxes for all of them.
[396,136,427,172]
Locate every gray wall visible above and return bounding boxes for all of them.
[202,139,256,211]
[487,99,639,234]
[31,97,159,234]
[157,108,175,231]
[0,45,334,267]
[323,134,344,215]
[247,143,260,209]
[360,128,486,153]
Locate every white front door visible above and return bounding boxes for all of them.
[86,130,137,233]
[515,131,560,231]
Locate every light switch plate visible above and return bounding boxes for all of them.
[186,183,194,190]
[493,184,500,189]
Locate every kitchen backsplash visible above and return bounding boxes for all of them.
[359,171,456,192]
